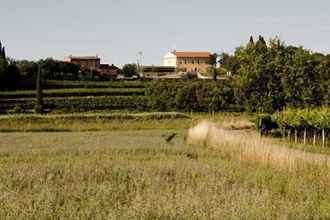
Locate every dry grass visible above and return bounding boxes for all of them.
[1,115,330,219]
[188,120,330,171]
[1,129,330,219]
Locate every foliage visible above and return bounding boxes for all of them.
[231,36,326,113]
[0,59,21,90]
[45,96,149,112]
[0,41,6,59]
[256,114,278,135]
[272,108,330,130]
[0,88,145,99]
[35,66,44,113]
[121,64,138,77]
[147,80,236,112]
[218,52,240,74]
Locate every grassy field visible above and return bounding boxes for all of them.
[0,113,330,219]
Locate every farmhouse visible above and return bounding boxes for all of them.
[163,51,212,74]
[141,65,177,79]
[65,55,119,79]
[64,55,101,70]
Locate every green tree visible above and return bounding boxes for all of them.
[210,53,218,81]
[281,47,322,108]
[35,64,44,113]
[121,64,138,77]
[0,41,5,59]
[234,36,285,113]
[219,52,240,74]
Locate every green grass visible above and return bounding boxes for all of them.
[0,112,192,132]
[0,112,251,132]
[1,127,330,219]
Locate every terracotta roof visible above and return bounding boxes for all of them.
[67,56,100,60]
[175,51,211,58]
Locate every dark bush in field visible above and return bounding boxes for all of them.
[147,80,236,112]
[256,114,278,135]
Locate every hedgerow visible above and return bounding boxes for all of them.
[147,80,237,112]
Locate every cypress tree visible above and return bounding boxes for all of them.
[35,64,44,113]
[2,46,6,59]
[249,36,254,44]
[0,41,3,58]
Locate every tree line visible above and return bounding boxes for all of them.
[218,36,329,113]
[0,37,329,114]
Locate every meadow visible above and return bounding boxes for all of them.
[0,113,330,219]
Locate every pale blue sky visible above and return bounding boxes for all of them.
[1,0,330,66]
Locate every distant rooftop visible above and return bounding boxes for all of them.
[66,55,100,60]
[175,51,211,58]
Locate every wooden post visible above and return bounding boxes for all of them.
[303,128,306,145]
[322,129,325,147]
[295,129,298,144]
[313,130,316,145]
[287,129,291,141]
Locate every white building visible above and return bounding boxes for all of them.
[163,50,212,74]
[163,51,177,67]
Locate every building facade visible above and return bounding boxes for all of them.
[64,56,101,70]
[65,55,119,79]
[163,51,212,73]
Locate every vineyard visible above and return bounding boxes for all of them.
[258,108,330,147]
[0,80,149,113]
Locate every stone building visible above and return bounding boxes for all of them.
[65,55,119,79]
[163,51,212,74]
[64,56,101,70]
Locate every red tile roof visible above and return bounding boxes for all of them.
[175,51,211,58]
[68,56,100,60]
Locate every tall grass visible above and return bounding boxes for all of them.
[1,129,330,219]
[188,120,330,171]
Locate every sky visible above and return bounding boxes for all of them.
[1,0,330,66]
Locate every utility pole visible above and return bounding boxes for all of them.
[137,51,143,78]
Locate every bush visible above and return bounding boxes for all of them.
[147,80,235,112]
[256,114,278,135]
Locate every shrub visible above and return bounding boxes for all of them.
[256,114,278,135]
[147,80,235,112]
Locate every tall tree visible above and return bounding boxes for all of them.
[0,41,6,59]
[234,36,286,112]
[35,64,44,113]
[210,53,218,81]
[1,46,6,59]
[249,36,254,44]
